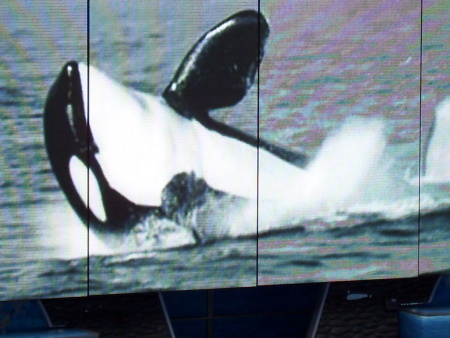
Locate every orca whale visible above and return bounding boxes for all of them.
[44,10,309,240]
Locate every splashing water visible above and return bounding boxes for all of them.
[231,117,388,236]
[39,202,112,259]
[423,97,450,183]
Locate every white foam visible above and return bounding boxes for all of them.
[230,117,388,236]
[39,202,112,259]
[423,97,450,183]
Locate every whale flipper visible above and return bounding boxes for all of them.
[163,10,269,118]
[162,10,307,167]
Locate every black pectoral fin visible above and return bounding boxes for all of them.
[163,10,270,116]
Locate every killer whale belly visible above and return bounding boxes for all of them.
[81,63,203,206]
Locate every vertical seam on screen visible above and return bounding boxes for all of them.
[418,0,423,277]
[87,0,90,297]
[256,0,261,287]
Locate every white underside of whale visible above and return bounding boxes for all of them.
[70,63,389,231]
[76,63,314,204]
